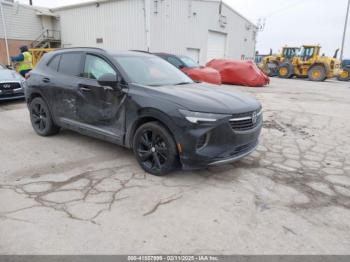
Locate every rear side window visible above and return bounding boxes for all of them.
[58,53,83,76]
[167,57,183,68]
[47,55,61,71]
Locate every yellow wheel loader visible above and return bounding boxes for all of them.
[258,46,300,77]
[30,48,55,67]
[277,45,341,81]
[337,60,350,81]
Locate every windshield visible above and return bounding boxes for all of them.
[283,48,298,59]
[298,47,315,58]
[114,56,193,86]
[179,56,199,68]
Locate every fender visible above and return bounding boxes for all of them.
[125,107,181,149]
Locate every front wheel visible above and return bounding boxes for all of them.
[133,122,179,176]
[29,97,60,136]
[337,68,350,81]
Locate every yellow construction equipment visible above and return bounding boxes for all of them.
[30,48,55,67]
[259,46,300,76]
[277,45,341,81]
[12,48,55,73]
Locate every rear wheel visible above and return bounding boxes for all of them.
[29,97,60,136]
[133,122,178,176]
[264,62,278,77]
[308,65,326,81]
[278,63,293,78]
[337,68,350,81]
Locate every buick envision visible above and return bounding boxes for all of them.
[25,48,262,175]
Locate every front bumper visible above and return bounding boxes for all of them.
[0,82,24,101]
[179,114,263,169]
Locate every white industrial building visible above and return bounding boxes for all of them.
[0,0,257,65]
[53,0,257,64]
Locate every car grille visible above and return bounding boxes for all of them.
[0,82,21,90]
[229,108,262,131]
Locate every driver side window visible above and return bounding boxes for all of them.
[83,54,116,80]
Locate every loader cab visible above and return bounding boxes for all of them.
[281,47,299,59]
[298,46,320,61]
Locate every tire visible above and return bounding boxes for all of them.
[308,65,326,81]
[278,63,293,78]
[264,62,278,77]
[337,68,350,81]
[29,97,60,136]
[133,121,178,176]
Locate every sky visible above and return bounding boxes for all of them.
[17,0,350,58]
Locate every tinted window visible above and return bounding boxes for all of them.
[179,56,199,68]
[47,55,61,71]
[114,56,193,86]
[58,53,83,76]
[83,54,116,80]
[167,57,183,68]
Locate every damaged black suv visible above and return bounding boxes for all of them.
[25,48,263,175]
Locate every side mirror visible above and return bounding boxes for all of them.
[97,73,120,89]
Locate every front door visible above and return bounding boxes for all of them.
[74,53,127,142]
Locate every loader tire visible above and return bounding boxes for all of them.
[264,62,278,77]
[308,66,326,81]
[337,68,350,81]
[278,63,293,78]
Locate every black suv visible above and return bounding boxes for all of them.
[25,48,262,175]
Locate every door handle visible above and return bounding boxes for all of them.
[78,83,92,92]
[79,86,91,92]
[42,77,50,83]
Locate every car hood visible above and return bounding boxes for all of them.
[0,69,24,82]
[144,83,261,114]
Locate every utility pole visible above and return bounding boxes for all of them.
[29,0,33,5]
[340,0,350,61]
[0,0,10,65]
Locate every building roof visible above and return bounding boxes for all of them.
[52,0,256,26]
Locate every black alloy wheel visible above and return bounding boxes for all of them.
[30,97,60,136]
[133,122,178,175]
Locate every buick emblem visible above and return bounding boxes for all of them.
[3,84,11,89]
[252,111,257,124]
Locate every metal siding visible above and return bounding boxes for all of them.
[0,3,43,40]
[150,0,255,64]
[55,0,255,63]
[56,0,147,50]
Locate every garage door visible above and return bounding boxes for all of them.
[207,31,227,62]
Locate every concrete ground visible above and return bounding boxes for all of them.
[0,78,350,255]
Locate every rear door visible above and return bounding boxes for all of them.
[47,52,84,122]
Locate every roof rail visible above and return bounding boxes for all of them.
[130,49,151,53]
[54,47,107,52]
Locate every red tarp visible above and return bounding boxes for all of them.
[181,66,222,85]
[206,59,269,87]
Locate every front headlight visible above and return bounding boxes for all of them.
[179,109,230,124]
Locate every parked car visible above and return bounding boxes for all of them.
[154,53,222,85]
[207,59,269,87]
[0,64,26,101]
[26,48,262,175]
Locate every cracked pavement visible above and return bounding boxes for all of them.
[1,78,350,254]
